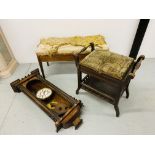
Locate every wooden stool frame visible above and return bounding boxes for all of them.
[37,53,89,79]
[74,43,145,117]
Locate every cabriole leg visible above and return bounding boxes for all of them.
[114,104,120,117]
[126,86,129,99]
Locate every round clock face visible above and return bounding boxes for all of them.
[36,88,52,100]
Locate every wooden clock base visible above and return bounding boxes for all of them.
[10,69,83,132]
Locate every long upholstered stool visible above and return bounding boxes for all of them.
[74,43,145,117]
[35,35,108,78]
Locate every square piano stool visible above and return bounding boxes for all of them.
[74,43,145,117]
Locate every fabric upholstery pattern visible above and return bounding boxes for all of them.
[80,50,134,80]
[36,35,108,56]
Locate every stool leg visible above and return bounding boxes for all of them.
[114,96,120,117]
[76,70,82,94]
[126,86,129,99]
[47,62,49,66]
[38,60,45,79]
[114,104,120,117]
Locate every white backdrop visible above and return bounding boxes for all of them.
[0,19,154,63]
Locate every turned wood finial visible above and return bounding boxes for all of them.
[139,55,145,60]
[129,73,135,79]
[129,55,145,79]
[90,42,95,51]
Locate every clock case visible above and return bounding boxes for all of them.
[10,69,83,132]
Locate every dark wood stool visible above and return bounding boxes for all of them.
[74,43,145,117]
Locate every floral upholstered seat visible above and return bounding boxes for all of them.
[80,50,134,80]
[36,35,108,56]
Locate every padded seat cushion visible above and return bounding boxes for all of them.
[36,35,108,56]
[80,50,134,80]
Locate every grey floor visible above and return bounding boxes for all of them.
[0,59,155,134]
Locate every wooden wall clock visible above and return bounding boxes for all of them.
[10,69,83,132]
